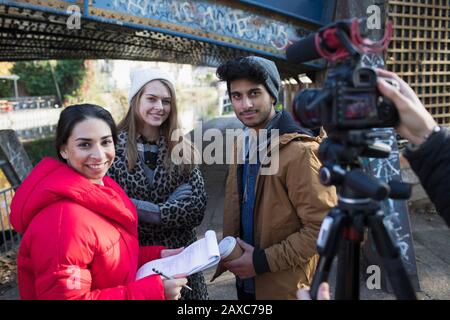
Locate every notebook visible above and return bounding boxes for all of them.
[136,230,220,280]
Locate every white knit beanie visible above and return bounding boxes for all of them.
[128,68,175,104]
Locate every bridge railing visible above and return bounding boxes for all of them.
[220,96,233,115]
[0,186,20,256]
[8,96,60,111]
[0,106,61,141]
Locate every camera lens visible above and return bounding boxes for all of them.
[293,88,322,128]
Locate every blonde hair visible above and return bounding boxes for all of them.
[118,79,198,173]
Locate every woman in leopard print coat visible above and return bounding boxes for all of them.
[108,68,208,300]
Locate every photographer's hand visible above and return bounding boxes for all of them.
[376,68,437,146]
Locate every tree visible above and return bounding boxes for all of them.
[11,60,86,99]
[0,62,14,98]
[12,61,54,96]
[0,79,12,98]
[55,60,86,98]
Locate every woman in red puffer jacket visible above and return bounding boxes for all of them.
[9,104,187,300]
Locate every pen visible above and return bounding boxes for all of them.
[152,268,193,291]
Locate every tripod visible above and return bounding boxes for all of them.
[310,131,417,300]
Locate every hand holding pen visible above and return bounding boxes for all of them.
[152,268,191,300]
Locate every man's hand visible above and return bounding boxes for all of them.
[222,238,256,279]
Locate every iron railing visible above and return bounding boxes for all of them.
[0,186,20,255]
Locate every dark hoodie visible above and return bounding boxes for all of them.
[404,127,450,227]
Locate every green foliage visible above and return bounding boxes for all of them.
[275,103,284,111]
[11,61,54,96]
[55,60,86,98]
[0,79,13,98]
[23,136,57,166]
[11,60,86,99]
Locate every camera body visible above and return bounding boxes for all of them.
[294,59,399,131]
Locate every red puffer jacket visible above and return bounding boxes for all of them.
[10,157,166,300]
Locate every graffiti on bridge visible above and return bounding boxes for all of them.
[103,0,311,52]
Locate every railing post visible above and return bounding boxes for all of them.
[0,187,19,255]
[83,0,89,17]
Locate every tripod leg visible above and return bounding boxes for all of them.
[310,208,345,299]
[367,211,417,300]
[335,237,360,300]
[310,256,333,299]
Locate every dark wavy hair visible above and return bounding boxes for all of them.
[55,104,117,162]
[216,57,267,100]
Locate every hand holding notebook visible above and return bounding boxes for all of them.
[136,230,220,280]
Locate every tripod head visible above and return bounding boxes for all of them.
[317,130,411,201]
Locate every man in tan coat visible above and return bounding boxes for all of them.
[212,56,337,299]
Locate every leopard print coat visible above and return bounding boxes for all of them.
[108,131,208,300]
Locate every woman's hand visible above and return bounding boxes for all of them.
[163,277,188,300]
[168,183,192,202]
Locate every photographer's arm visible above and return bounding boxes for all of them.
[376,68,450,227]
[403,128,450,227]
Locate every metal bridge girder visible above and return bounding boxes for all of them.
[0,0,334,78]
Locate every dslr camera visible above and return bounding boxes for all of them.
[288,19,399,132]
[286,19,417,301]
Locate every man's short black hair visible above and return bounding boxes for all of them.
[216,56,281,105]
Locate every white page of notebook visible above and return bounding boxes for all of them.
[136,230,220,280]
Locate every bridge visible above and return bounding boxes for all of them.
[0,0,336,79]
